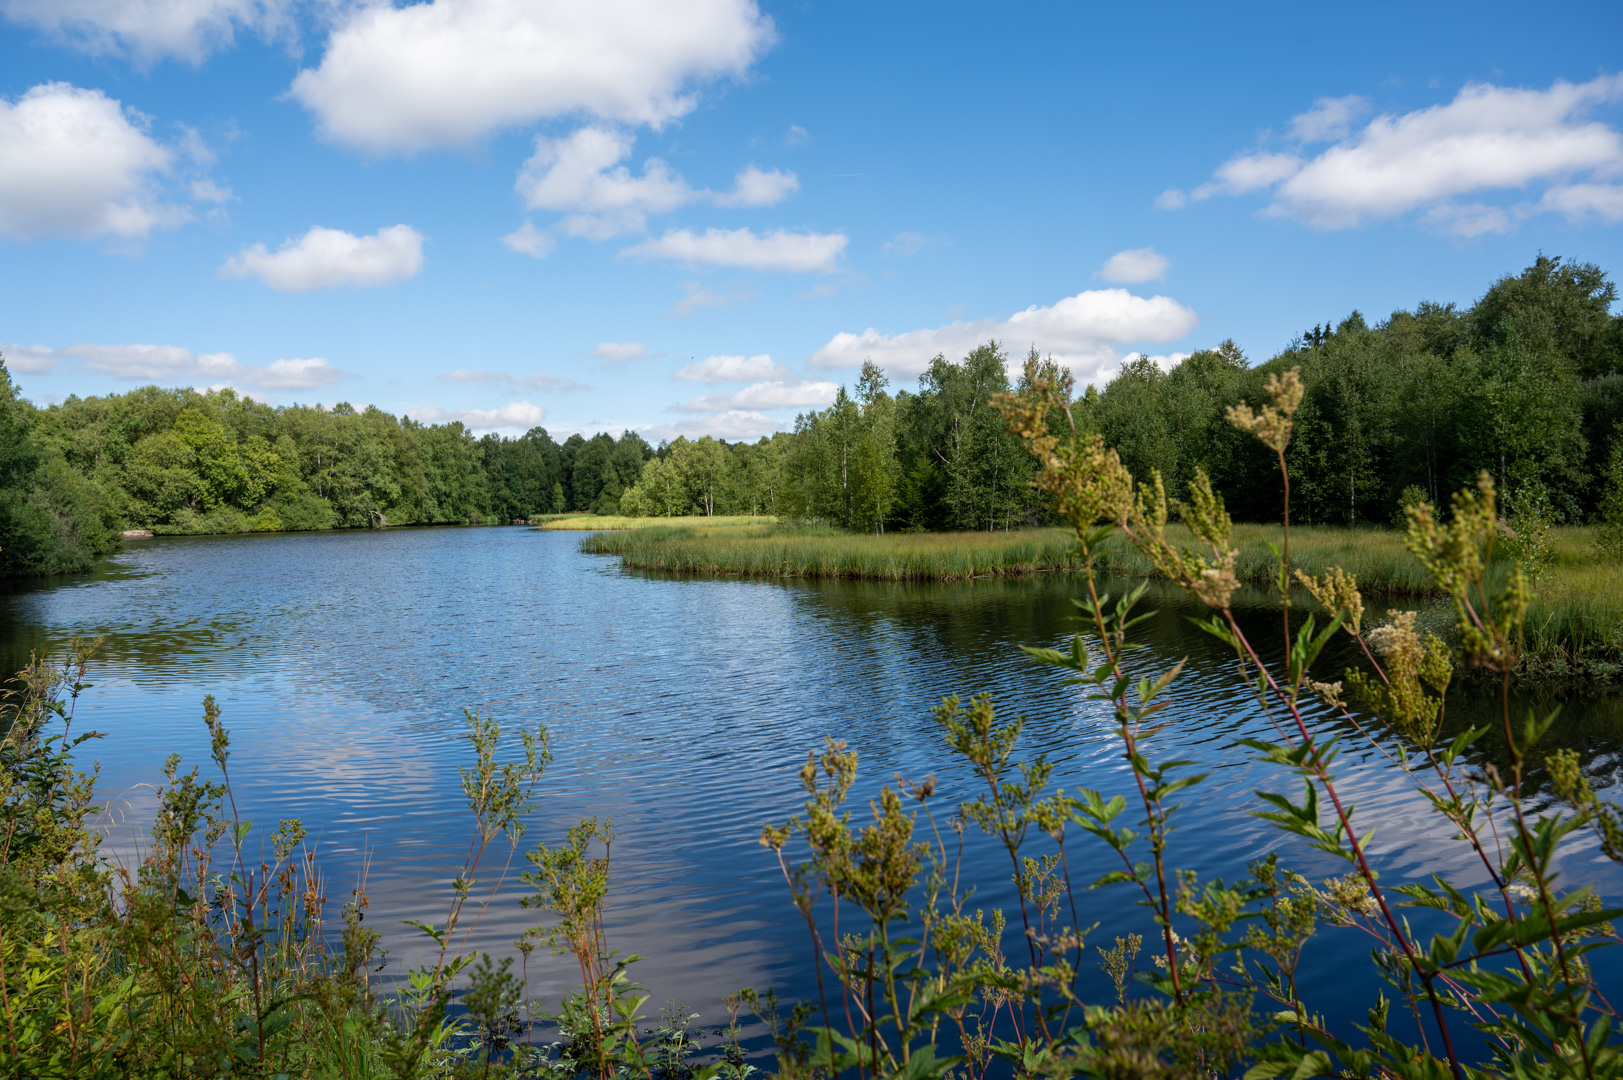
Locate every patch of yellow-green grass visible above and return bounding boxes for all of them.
[581,523,1081,581]
[533,513,774,531]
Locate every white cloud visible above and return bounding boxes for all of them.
[516,126,693,237]
[622,226,846,272]
[809,288,1199,385]
[220,224,426,291]
[591,341,646,364]
[408,399,547,434]
[1154,188,1187,210]
[1421,202,1520,238]
[21,342,351,390]
[1187,76,1623,233]
[1289,95,1370,142]
[671,281,732,316]
[879,231,928,257]
[1540,182,1623,223]
[0,0,290,64]
[715,165,798,207]
[677,379,837,412]
[1193,152,1304,200]
[503,219,555,256]
[254,357,349,389]
[1098,246,1169,283]
[672,353,791,382]
[640,409,778,442]
[189,178,234,204]
[1,342,60,374]
[783,124,810,147]
[439,369,587,392]
[0,82,190,240]
[289,0,775,153]
[515,128,797,235]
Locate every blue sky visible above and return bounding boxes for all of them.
[2,0,1621,441]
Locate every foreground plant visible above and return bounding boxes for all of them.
[756,357,1623,1079]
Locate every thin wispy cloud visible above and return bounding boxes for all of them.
[438,369,588,392]
[9,341,352,390]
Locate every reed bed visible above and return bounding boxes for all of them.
[583,521,1455,591]
[533,513,772,531]
[581,523,1081,581]
[581,521,1623,677]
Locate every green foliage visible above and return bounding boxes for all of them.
[1597,421,1623,561]
[0,359,121,576]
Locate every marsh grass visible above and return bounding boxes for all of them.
[533,514,772,532]
[582,521,1623,676]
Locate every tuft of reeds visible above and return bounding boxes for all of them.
[534,514,772,532]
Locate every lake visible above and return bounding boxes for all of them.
[3,524,1621,1055]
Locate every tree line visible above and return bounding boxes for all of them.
[620,254,1623,534]
[3,254,1621,576]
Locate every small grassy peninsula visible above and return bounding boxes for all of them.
[580,519,1623,678]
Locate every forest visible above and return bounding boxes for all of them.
[2,254,1622,576]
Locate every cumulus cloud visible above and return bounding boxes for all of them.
[0,0,290,64]
[514,128,798,237]
[1097,246,1169,283]
[1193,152,1304,199]
[503,219,555,256]
[254,357,352,389]
[16,342,351,389]
[439,369,588,392]
[1182,75,1623,235]
[640,409,778,442]
[622,226,846,272]
[715,165,798,207]
[591,341,646,365]
[0,82,192,240]
[220,224,426,291]
[407,399,547,434]
[809,288,1199,384]
[289,0,775,153]
[516,125,692,237]
[673,353,792,382]
[676,379,838,412]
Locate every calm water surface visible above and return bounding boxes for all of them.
[3,526,1621,1052]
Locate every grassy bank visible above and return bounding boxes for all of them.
[532,512,772,531]
[581,521,1623,678]
[579,519,1468,589]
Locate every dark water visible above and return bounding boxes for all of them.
[3,526,1621,1054]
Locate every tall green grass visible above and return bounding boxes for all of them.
[581,521,1623,677]
[581,523,1081,581]
[534,513,772,531]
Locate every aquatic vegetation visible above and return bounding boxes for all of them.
[582,518,1623,678]
[535,514,771,532]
